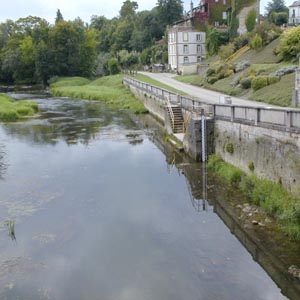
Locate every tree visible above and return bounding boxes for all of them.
[265,0,288,19]
[108,57,120,74]
[55,9,64,24]
[156,0,183,26]
[120,1,138,19]
[206,26,221,56]
[245,10,257,32]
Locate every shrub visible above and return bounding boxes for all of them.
[240,78,252,89]
[207,77,218,84]
[218,43,235,60]
[206,68,216,76]
[253,21,282,46]
[224,70,234,78]
[268,76,280,85]
[250,34,263,50]
[252,76,268,91]
[245,10,257,32]
[278,27,300,62]
[108,58,120,75]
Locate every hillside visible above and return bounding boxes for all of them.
[175,37,297,107]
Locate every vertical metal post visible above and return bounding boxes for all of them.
[201,114,207,162]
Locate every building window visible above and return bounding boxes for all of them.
[184,56,189,64]
[223,0,226,4]
[197,56,201,63]
[196,34,201,41]
[197,44,202,53]
[183,45,189,54]
[183,32,188,41]
[222,11,227,20]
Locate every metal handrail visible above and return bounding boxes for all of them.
[166,95,175,130]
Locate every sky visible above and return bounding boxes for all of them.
[0,0,295,24]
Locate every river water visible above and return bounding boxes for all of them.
[0,94,299,299]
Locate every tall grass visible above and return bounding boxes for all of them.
[0,94,38,121]
[208,154,300,240]
[50,75,148,114]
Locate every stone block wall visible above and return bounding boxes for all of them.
[215,120,300,194]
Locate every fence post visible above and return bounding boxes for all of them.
[285,111,292,128]
[230,106,235,122]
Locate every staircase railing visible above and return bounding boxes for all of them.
[166,95,175,130]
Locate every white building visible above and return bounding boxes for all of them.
[289,1,300,24]
[168,23,206,75]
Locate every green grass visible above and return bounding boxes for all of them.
[134,74,187,95]
[250,73,294,106]
[50,77,91,88]
[0,94,38,121]
[208,154,300,240]
[50,75,148,114]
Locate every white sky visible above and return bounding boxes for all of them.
[0,0,295,24]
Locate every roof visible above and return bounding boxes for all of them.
[290,1,300,7]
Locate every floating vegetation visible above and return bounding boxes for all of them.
[4,220,16,241]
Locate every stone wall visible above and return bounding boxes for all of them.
[215,120,300,194]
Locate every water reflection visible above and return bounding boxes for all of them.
[0,96,298,300]
[140,115,300,300]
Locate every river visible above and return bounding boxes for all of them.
[0,94,299,300]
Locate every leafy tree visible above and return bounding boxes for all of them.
[156,0,183,26]
[108,57,120,74]
[245,10,257,32]
[120,1,138,19]
[0,20,14,49]
[265,0,288,19]
[206,26,221,56]
[95,52,110,76]
[270,11,288,25]
[55,9,64,24]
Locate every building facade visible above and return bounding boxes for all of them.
[189,0,232,28]
[168,22,206,74]
[289,1,300,24]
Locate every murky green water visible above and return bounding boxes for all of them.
[0,94,298,299]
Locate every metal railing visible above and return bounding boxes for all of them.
[123,76,300,133]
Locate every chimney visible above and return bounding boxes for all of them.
[190,1,194,13]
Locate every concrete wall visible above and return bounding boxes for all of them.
[215,120,300,194]
[124,76,300,193]
[183,117,214,161]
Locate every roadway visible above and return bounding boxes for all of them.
[139,71,280,109]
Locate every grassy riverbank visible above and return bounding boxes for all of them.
[0,94,38,121]
[50,75,148,114]
[134,74,187,96]
[208,154,300,240]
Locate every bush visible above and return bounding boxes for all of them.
[218,43,235,60]
[250,34,263,50]
[268,76,280,85]
[206,68,216,76]
[278,27,300,62]
[253,21,282,46]
[245,10,257,32]
[240,78,252,89]
[207,77,218,84]
[108,58,120,75]
[252,76,268,91]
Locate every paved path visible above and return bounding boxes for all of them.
[139,72,277,108]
